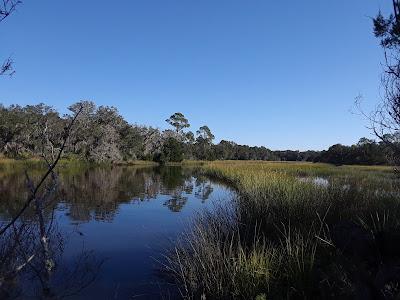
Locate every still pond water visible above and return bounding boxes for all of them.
[0,166,233,299]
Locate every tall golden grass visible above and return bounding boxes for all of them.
[166,161,400,299]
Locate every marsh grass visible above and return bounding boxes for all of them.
[166,162,400,299]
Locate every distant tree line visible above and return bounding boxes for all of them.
[0,101,398,165]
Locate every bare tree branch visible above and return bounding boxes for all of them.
[0,0,21,23]
[0,106,83,236]
[0,57,15,76]
[0,1,21,76]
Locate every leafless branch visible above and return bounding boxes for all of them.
[0,0,21,23]
[0,57,15,76]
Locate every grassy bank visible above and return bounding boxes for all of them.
[0,157,205,168]
[166,161,400,299]
[165,160,206,166]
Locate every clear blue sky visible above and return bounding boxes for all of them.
[0,0,392,150]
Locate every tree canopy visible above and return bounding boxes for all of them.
[166,112,190,134]
[0,101,396,165]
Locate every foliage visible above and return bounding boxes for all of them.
[368,1,400,167]
[156,137,184,164]
[0,102,152,162]
[166,112,190,134]
[315,138,391,165]
[166,162,400,299]
[0,101,398,165]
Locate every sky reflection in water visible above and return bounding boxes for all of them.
[0,166,233,299]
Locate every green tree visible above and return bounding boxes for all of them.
[371,1,400,166]
[166,112,190,134]
[196,126,215,144]
[0,104,25,156]
[156,137,184,164]
[67,101,97,159]
[185,131,195,144]
[195,126,215,160]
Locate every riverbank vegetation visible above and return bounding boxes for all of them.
[1,103,398,166]
[165,161,400,299]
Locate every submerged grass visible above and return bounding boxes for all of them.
[166,162,400,299]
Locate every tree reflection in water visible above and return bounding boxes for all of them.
[195,176,214,203]
[0,165,103,299]
[0,165,218,298]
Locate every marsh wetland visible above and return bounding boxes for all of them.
[3,1,400,299]
[1,161,400,299]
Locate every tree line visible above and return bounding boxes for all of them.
[0,100,397,165]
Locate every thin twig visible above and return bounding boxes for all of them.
[0,106,82,236]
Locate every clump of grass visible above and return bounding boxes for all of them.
[166,161,400,298]
[165,206,281,299]
[166,205,334,299]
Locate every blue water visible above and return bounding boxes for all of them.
[0,166,233,299]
